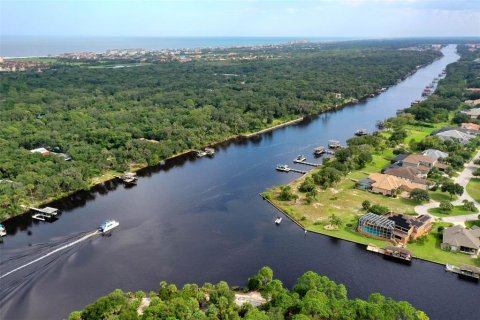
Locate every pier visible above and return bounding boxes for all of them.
[30,207,59,221]
[366,244,412,262]
[293,159,321,167]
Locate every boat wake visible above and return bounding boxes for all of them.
[0,230,99,280]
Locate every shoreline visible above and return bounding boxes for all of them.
[1,80,419,224]
[260,194,446,267]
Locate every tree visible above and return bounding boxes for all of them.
[439,200,453,213]
[462,200,477,212]
[410,189,430,203]
[362,200,371,211]
[278,186,298,201]
[369,204,390,215]
[441,182,464,199]
[328,214,342,228]
[298,177,315,192]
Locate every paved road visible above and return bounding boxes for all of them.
[415,149,480,226]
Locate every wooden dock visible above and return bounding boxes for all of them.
[293,159,321,167]
[289,168,307,174]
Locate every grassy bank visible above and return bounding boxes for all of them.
[466,178,480,203]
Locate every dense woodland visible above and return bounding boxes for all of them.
[68,268,429,320]
[0,43,441,219]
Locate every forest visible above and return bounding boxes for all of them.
[68,267,429,320]
[0,42,441,220]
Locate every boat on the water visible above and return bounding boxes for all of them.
[355,129,368,136]
[313,146,325,156]
[328,140,341,149]
[275,217,282,225]
[98,220,119,233]
[276,164,290,172]
[295,155,306,162]
[0,224,6,237]
[195,150,207,157]
[204,147,215,156]
[121,172,138,185]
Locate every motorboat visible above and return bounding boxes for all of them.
[204,147,215,156]
[276,164,290,172]
[313,146,325,156]
[355,129,368,136]
[275,217,282,225]
[0,224,6,237]
[296,155,306,162]
[98,220,119,233]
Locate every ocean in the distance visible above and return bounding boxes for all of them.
[0,36,351,57]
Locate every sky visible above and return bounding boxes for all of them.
[1,0,479,38]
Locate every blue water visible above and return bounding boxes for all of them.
[0,36,351,57]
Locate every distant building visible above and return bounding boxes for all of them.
[436,129,475,144]
[30,147,49,156]
[421,149,449,160]
[383,167,430,186]
[441,225,480,255]
[461,123,480,132]
[461,108,480,119]
[464,99,480,106]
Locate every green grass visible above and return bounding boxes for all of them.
[466,178,480,203]
[465,220,480,228]
[429,189,458,202]
[428,205,478,217]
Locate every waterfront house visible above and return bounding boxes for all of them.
[421,149,449,161]
[461,108,480,120]
[357,212,395,241]
[30,147,49,156]
[441,225,480,255]
[357,212,432,244]
[386,153,446,174]
[383,167,430,186]
[435,129,475,144]
[460,122,480,132]
[365,173,427,196]
[464,99,480,107]
[385,213,433,245]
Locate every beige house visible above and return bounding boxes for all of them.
[367,173,427,196]
[441,225,480,255]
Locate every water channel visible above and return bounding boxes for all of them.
[1,44,478,320]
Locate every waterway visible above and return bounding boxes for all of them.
[1,45,478,320]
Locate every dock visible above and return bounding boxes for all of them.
[366,244,412,262]
[31,207,59,221]
[276,165,307,174]
[446,264,480,280]
[293,159,321,167]
[289,168,307,174]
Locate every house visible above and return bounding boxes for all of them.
[441,225,480,255]
[461,122,480,132]
[385,213,433,245]
[30,147,49,156]
[461,108,480,119]
[436,129,475,144]
[357,212,433,244]
[464,99,480,106]
[365,173,427,196]
[401,153,448,173]
[383,167,430,186]
[422,149,449,161]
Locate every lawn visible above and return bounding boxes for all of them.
[407,222,480,267]
[466,178,480,203]
[465,220,480,228]
[428,205,478,217]
[429,189,458,202]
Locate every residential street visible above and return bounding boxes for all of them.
[415,149,480,226]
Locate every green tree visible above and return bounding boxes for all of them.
[410,188,430,203]
[439,200,453,213]
[362,200,371,211]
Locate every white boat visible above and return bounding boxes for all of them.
[195,150,207,157]
[204,147,215,156]
[295,155,306,162]
[276,164,290,172]
[98,220,119,233]
[355,129,368,136]
[0,224,6,237]
[275,217,282,225]
[313,146,325,156]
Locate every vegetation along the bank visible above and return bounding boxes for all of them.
[68,267,429,320]
[263,44,480,267]
[0,41,441,220]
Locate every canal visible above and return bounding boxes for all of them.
[1,45,478,320]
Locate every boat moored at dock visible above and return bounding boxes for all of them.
[355,129,368,136]
[276,164,291,172]
[366,244,412,262]
[120,172,138,185]
[328,140,342,149]
[446,264,480,280]
[295,155,306,162]
[204,147,215,156]
[98,219,120,233]
[313,146,325,156]
[31,207,60,221]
